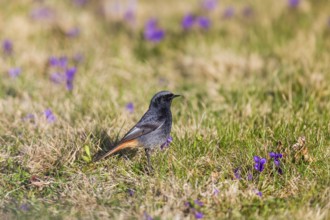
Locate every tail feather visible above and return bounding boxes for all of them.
[94,139,139,162]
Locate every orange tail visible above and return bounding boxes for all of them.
[95,139,139,162]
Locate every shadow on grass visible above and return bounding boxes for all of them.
[91,129,138,162]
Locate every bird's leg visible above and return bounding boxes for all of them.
[145,148,153,173]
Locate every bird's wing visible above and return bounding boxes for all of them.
[119,120,165,144]
[93,119,165,162]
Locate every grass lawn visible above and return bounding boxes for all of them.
[0,0,330,219]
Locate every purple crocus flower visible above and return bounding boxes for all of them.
[127,188,134,196]
[256,190,262,197]
[2,39,13,55]
[223,7,235,19]
[66,27,80,38]
[30,7,55,21]
[49,56,68,69]
[49,56,59,67]
[254,156,266,172]
[194,199,203,207]
[65,67,77,91]
[288,0,300,8]
[160,136,172,150]
[195,211,204,219]
[126,102,134,113]
[8,67,21,78]
[197,16,210,29]
[124,0,137,23]
[124,10,135,23]
[50,72,65,84]
[201,0,217,11]
[144,19,165,43]
[270,152,283,174]
[234,168,241,179]
[143,211,153,220]
[44,109,56,123]
[20,203,30,212]
[269,152,282,167]
[59,56,68,68]
[182,14,195,30]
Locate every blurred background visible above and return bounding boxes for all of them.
[1,0,330,219]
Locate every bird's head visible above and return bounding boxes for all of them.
[149,91,180,109]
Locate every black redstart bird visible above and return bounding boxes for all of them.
[95,91,180,170]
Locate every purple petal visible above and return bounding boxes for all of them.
[30,7,55,21]
[194,199,203,207]
[66,27,80,38]
[160,136,173,150]
[197,16,211,29]
[124,10,136,23]
[59,56,68,68]
[126,102,134,113]
[260,164,265,172]
[274,160,280,167]
[20,203,30,212]
[66,81,73,91]
[49,56,68,68]
[254,164,259,171]
[195,211,204,219]
[269,152,275,158]
[145,19,157,29]
[144,18,165,43]
[288,0,300,8]
[44,109,56,123]
[202,0,217,11]
[8,67,21,78]
[260,158,266,165]
[234,168,241,179]
[253,156,260,163]
[145,29,165,42]
[2,39,13,55]
[127,188,134,196]
[256,191,262,197]
[223,7,235,19]
[182,13,195,30]
[66,67,77,91]
[50,72,65,84]
[49,56,59,66]
[66,67,77,81]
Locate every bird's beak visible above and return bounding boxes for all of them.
[172,94,181,99]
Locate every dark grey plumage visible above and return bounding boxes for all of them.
[95,91,180,170]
